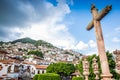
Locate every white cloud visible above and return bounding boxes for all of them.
[112,37,120,42]
[74,41,88,50]
[19,0,76,49]
[85,51,98,55]
[115,27,120,32]
[83,40,97,55]
[1,0,98,53]
[88,40,97,48]
[64,40,97,51]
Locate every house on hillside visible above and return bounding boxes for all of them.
[0,51,9,60]
[0,59,48,79]
[22,61,48,77]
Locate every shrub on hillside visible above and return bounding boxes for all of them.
[33,73,60,80]
[72,76,84,80]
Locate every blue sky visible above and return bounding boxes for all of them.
[0,0,120,55]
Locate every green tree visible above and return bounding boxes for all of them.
[76,59,83,75]
[35,40,54,48]
[27,50,43,58]
[106,51,120,79]
[46,62,75,76]
[33,74,39,80]
[87,54,96,80]
[77,51,120,80]
[64,51,73,56]
[22,56,28,59]
[77,55,96,80]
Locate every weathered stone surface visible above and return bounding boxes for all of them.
[82,56,89,80]
[113,50,120,74]
[86,4,112,80]
[86,5,112,30]
[92,58,99,80]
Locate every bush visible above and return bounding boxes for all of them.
[33,73,60,80]
[72,76,84,80]
[33,74,39,80]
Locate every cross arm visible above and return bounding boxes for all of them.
[86,5,112,30]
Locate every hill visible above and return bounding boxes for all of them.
[11,37,54,48]
[12,37,36,44]
[11,37,82,55]
[0,37,83,62]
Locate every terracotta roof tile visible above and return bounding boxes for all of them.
[23,61,35,65]
[0,51,9,54]
[34,65,48,69]
[0,60,15,64]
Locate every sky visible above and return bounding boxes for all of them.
[0,0,120,55]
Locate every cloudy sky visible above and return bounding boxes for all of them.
[0,0,120,55]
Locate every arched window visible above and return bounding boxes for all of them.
[42,70,44,73]
[7,66,11,73]
[38,70,40,74]
[0,64,3,71]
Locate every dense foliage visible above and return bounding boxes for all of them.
[77,51,120,80]
[72,76,84,80]
[64,51,73,56]
[33,73,61,80]
[35,40,54,48]
[47,62,75,76]
[33,74,39,80]
[27,50,43,58]
[106,51,120,79]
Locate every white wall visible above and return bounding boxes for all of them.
[0,63,10,76]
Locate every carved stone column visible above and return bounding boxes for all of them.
[113,50,120,74]
[83,56,89,80]
[92,58,99,80]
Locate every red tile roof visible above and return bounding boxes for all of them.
[0,60,15,64]
[34,65,48,69]
[23,61,35,65]
[0,51,9,54]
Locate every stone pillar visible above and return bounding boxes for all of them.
[113,50,120,74]
[83,56,89,80]
[11,64,14,73]
[92,58,99,80]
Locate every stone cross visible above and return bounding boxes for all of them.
[86,4,112,80]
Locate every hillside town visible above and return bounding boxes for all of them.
[0,0,120,79]
[0,39,83,79]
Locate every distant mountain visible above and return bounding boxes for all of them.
[12,37,36,44]
[11,37,54,48]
